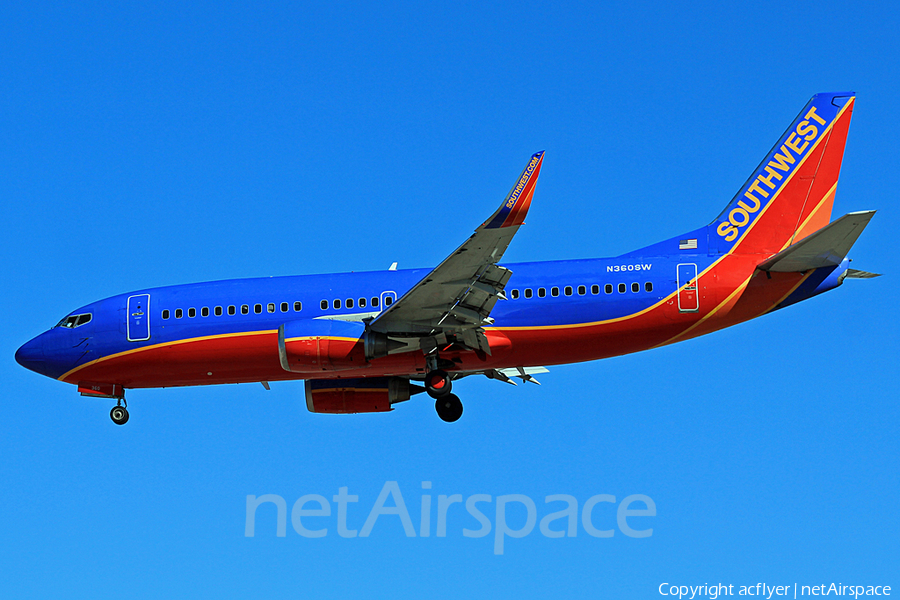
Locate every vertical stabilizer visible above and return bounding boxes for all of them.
[711,92,855,256]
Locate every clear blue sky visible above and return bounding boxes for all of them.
[2,1,897,597]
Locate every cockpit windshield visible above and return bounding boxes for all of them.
[55,313,92,329]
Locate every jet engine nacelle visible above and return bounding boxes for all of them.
[278,320,367,373]
[305,377,412,413]
[363,330,408,360]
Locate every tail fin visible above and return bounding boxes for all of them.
[711,92,856,256]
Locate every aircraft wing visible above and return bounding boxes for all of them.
[368,152,544,354]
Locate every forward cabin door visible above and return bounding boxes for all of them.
[127,294,151,341]
[676,264,699,313]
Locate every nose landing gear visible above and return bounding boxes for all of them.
[110,398,129,425]
[78,384,130,425]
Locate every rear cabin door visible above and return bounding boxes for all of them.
[127,294,151,341]
[676,264,699,313]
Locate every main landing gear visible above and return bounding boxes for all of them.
[434,393,463,423]
[424,368,463,423]
[110,398,129,425]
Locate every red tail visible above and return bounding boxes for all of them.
[711,92,855,256]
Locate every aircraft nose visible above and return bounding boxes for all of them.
[15,335,46,374]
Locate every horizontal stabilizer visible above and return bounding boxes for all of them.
[757,211,876,272]
[845,268,881,279]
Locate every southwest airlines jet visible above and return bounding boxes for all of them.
[16,92,879,425]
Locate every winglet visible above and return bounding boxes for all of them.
[483,151,544,229]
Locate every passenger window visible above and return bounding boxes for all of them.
[524,288,533,299]
[358,298,366,308]
[618,283,626,293]
[188,308,196,318]
[202,307,209,317]
[281,302,288,312]
[371,297,379,308]
[254,304,262,314]
[346,298,354,309]
[551,287,559,297]
[538,288,546,298]
[511,289,519,299]
[385,296,393,306]
[333,299,342,309]
[592,284,600,295]
[162,310,170,320]
[321,300,328,310]
[564,286,573,296]
[294,301,302,311]
[228,305,236,315]
[175,308,183,319]
[215,306,223,316]
[242,305,249,314]
[267,303,275,313]
[578,285,586,296]
[605,284,613,294]
[631,282,639,293]
[645,282,653,292]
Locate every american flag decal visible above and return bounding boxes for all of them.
[679,239,698,250]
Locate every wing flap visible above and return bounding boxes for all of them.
[487,366,549,385]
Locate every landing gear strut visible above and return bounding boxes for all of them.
[110,398,129,425]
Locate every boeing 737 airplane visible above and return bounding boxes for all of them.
[16,92,879,425]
